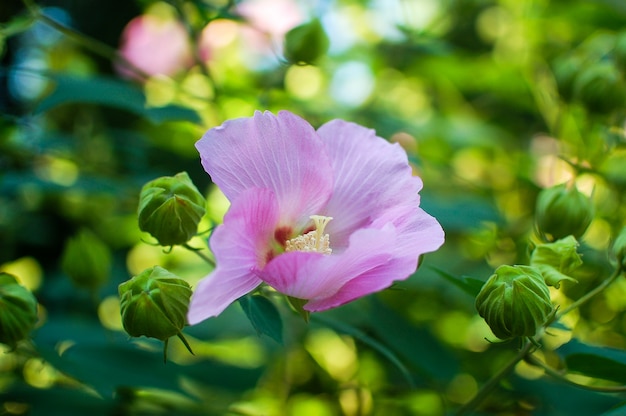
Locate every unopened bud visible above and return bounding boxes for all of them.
[284,19,329,65]
[61,229,111,290]
[536,183,593,241]
[475,265,553,340]
[118,266,191,341]
[530,236,581,288]
[138,172,206,247]
[0,273,38,349]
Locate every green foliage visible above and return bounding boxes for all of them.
[239,294,283,344]
[3,0,626,414]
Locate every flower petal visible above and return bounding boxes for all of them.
[259,226,396,307]
[187,188,279,324]
[196,110,333,226]
[316,120,423,248]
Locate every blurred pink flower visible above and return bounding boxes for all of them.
[188,111,444,324]
[237,0,304,37]
[116,14,193,80]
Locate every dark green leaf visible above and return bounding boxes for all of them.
[239,295,283,344]
[557,339,626,383]
[431,266,485,297]
[34,316,263,397]
[601,402,626,416]
[312,313,415,388]
[0,386,114,416]
[34,74,200,124]
[368,299,459,383]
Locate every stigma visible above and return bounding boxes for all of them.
[285,215,333,255]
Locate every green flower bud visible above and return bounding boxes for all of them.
[612,226,626,269]
[535,183,594,241]
[284,19,329,65]
[61,229,112,290]
[0,273,38,349]
[573,61,626,114]
[138,172,206,247]
[475,265,553,340]
[118,266,191,342]
[530,236,581,288]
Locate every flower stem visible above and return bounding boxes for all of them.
[455,341,534,416]
[458,264,624,415]
[183,243,215,267]
[557,265,623,318]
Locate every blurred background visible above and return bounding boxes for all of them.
[2,0,626,414]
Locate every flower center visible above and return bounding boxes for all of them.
[285,215,333,255]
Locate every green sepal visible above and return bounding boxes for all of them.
[530,235,581,288]
[287,296,310,323]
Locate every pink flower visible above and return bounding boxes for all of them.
[116,15,193,80]
[188,111,444,324]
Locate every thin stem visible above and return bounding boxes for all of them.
[455,341,534,416]
[525,354,626,393]
[171,1,210,75]
[21,0,150,80]
[22,0,150,79]
[458,264,624,415]
[183,243,215,267]
[557,265,623,318]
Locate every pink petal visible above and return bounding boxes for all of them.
[304,257,410,311]
[196,111,333,227]
[371,203,445,260]
[309,209,445,311]
[315,120,423,248]
[259,226,396,305]
[188,188,279,324]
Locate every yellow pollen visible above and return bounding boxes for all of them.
[285,215,333,255]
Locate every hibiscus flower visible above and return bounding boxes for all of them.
[188,110,444,324]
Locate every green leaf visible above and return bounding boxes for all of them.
[431,267,485,297]
[239,295,283,344]
[601,402,626,416]
[34,316,263,397]
[312,314,416,388]
[368,299,459,384]
[34,74,200,124]
[557,339,626,383]
[0,14,36,37]
[0,385,115,416]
